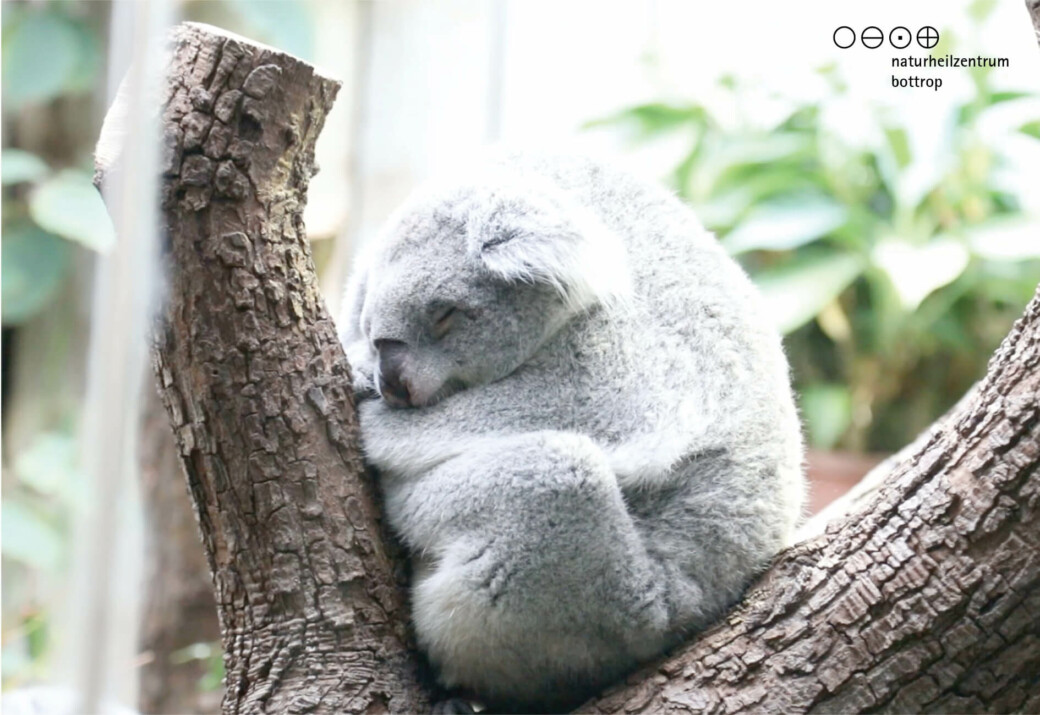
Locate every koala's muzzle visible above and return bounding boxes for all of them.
[375,339,413,408]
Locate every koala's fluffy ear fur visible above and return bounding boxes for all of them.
[470,180,633,312]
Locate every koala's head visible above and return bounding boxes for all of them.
[351,171,631,408]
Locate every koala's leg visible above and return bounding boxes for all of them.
[384,431,670,712]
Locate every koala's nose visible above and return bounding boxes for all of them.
[374,339,412,408]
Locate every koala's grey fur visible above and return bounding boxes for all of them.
[338,153,805,712]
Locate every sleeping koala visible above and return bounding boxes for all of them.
[338,153,804,712]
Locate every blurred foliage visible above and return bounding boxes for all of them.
[0,0,120,694]
[2,1,113,329]
[1,429,79,685]
[1,223,71,326]
[592,60,1040,453]
[170,641,226,693]
[1,0,115,691]
[1,3,101,109]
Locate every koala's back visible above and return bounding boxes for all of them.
[434,154,802,644]
[478,154,801,481]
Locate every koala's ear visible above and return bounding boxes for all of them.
[474,202,633,312]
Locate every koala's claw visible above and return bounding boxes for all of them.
[354,383,379,402]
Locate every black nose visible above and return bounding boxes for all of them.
[375,339,412,407]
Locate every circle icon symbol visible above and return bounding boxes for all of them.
[833,26,856,49]
[889,26,911,49]
[917,25,940,49]
[861,26,884,49]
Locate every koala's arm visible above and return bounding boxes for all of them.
[356,383,526,474]
[383,430,671,712]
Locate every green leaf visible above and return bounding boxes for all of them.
[1,500,63,569]
[718,167,824,203]
[2,149,49,185]
[988,91,1031,106]
[724,195,847,254]
[883,127,911,169]
[1019,121,1040,140]
[584,103,705,135]
[1,222,71,325]
[200,644,226,692]
[871,237,970,310]
[956,91,1032,126]
[623,103,704,133]
[684,133,816,200]
[29,170,116,252]
[23,611,50,661]
[710,133,814,170]
[753,252,863,333]
[800,384,852,449]
[171,642,216,665]
[2,11,84,108]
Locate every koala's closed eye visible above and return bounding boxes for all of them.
[431,305,459,339]
[482,229,521,251]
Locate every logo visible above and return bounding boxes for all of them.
[833,25,942,50]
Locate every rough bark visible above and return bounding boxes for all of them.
[98,18,1040,715]
[97,22,429,714]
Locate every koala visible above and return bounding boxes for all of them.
[338,153,805,713]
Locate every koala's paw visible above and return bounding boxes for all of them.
[343,339,379,402]
[349,364,379,402]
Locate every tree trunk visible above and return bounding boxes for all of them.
[97,19,1040,715]
[97,22,429,714]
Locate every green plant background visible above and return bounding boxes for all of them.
[588,45,1040,453]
